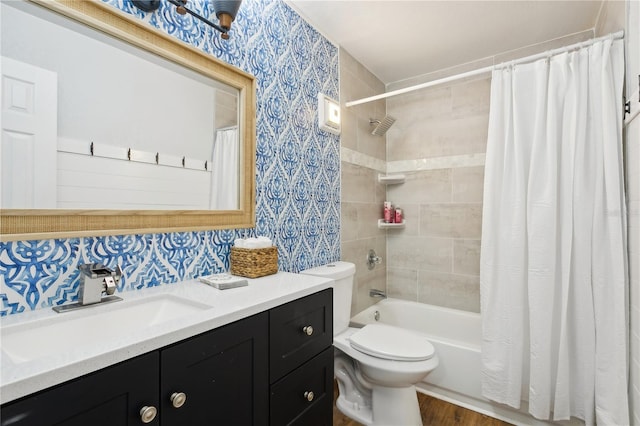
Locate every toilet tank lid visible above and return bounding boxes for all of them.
[299,261,355,280]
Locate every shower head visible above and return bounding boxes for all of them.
[370,116,396,136]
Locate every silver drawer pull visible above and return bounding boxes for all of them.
[170,391,187,408]
[304,391,314,402]
[139,405,157,423]
[302,325,314,336]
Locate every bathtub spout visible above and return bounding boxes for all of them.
[369,289,387,299]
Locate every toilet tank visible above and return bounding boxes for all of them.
[300,262,355,336]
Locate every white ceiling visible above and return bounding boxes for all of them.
[286,0,605,84]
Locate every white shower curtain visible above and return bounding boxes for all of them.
[480,38,627,424]
[210,127,239,210]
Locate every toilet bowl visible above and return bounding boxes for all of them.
[300,262,439,426]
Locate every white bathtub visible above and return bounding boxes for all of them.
[350,299,573,426]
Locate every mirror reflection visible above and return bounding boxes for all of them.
[1,1,240,210]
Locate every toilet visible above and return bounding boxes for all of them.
[301,261,438,426]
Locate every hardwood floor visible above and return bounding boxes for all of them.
[332,381,512,426]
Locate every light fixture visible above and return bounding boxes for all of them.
[318,93,341,135]
[132,0,242,40]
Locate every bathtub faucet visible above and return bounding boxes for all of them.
[369,289,387,299]
[366,249,383,270]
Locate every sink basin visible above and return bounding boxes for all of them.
[1,294,212,364]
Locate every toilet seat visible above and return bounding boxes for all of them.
[348,324,435,361]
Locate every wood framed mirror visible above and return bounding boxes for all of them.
[0,0,256,241]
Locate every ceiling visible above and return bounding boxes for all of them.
[286,1,604,84]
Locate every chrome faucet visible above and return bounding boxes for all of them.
[369,289,387,299]
[53,263,123,313]
[366,249,382,270]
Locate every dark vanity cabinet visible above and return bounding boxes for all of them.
[0,352,160,426]
[1,289,333,426]
[269,289,334,425]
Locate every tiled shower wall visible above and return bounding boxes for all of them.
[339,49,387,315]
[384,78,488,312]
[0,0,340,315]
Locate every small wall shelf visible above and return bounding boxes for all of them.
[378,174,405,185]
[377,219,406,229]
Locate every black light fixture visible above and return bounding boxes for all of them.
[131,0,242,39]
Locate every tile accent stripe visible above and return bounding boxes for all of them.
[341,147,486,174]
[388,154,486,173]
[340,147,386,173]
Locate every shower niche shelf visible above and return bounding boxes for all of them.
[378,174,405,184]
[377,219,405,229]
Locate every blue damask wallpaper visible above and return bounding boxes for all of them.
[0,0,340,315]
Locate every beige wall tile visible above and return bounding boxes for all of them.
[453,239,481,276]
[417,271,481,312]
[355,266,387,314]
[341,237,384,275]
[375,177,387,204]
[452,166,484,203]
[357,99,387,160]
[341,62,384,104]
[387,236,452,273]
[387,169,452,204]
[340,48,386,162]
[357,203,386,239]
[451,78,491,119]
[341,162,376,203]
[341,202,358,243]
[387,267,418,301]
[387,85,452,121]
[387,115,489,161]
[341,236,386,315]
[340,107,358,151]
[340,49,389,316]
[420,204,482,238]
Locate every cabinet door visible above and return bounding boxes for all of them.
[0,352,160,426]
[269,289,333,382]
[160,312,268,426]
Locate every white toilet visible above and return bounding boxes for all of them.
[301,261,438,426]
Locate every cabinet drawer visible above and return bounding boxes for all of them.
[270,347,333,426]
[269,288,332,381]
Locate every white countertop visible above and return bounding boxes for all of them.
[0,272,333,404]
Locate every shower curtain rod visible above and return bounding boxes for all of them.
[345,30,624,108]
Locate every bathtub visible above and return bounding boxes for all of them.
[349,299,573,426]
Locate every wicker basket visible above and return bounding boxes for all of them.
[230,246,278,278]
